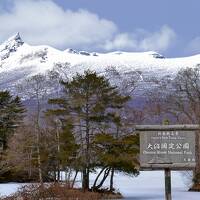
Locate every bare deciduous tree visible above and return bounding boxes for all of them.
[146,65,200,189]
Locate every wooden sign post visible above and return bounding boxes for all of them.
[135,125,199,200]
[165,168,171,200]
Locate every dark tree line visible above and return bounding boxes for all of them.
[0,70,139,192]
[0,91,25,149]
[3,64,200,192]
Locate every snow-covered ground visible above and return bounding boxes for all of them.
[0,171,199,199]
[115,171,200,200]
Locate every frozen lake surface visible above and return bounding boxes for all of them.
[0,171,200,199]
[114,171,200,200]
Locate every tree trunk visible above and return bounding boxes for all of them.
[53,167,57,183]
[37,141,43,184]
[110,167,115,192]
[36,96,43,185]
[67,168,73,186]
[71,170,78,188]
[82,101,90,191]
[56,122,61,182]
[28,149,32,179]
[93,167,111,190]
[191,131,200,190]
[92,167,107,190]
[82,168,89,190]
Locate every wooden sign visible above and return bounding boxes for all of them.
[135,125,199,200]
[136,125,198,169]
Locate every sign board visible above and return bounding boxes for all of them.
[140,129,196,169]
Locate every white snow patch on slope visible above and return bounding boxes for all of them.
[0,34,200,96]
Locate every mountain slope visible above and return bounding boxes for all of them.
[0,33,200,96]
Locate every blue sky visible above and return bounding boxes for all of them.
[0,0,200,57]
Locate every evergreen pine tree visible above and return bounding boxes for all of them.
[92,133,139,191]
[0,91,25,149]
[48,70,130,190]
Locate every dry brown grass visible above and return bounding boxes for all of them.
[189,183,200,192]
[1,183,101,200]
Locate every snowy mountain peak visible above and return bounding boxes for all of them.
[0,33,200,98]
[0,33,24,60]
[1,32,24,48]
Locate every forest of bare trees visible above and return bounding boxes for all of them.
[146,64,200,190]
[1,65,200,198]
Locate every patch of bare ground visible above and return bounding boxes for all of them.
[189,184,200,192]
[0,184,123,200]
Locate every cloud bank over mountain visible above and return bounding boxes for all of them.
[102,25,176,52]
[0,0,177,53]
[0,0,117,49]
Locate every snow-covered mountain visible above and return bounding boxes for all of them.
[0,33,200,96]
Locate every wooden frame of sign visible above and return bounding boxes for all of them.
[136,125,199,170]
[135,125,200,200]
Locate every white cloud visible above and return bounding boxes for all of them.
[185,37,200,55]
[103,25,176,52]
[0,0,176,53]
[0,0,117,49]
[139,25,176,51]
[103,33,137,50]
